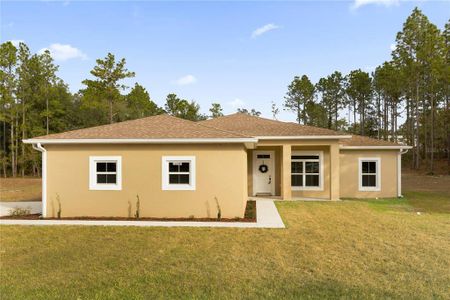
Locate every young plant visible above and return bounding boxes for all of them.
[56,194,62,219]
[214,197,221,220]
[135,194,140,219]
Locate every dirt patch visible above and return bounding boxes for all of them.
[0,178,42,202]
[402,173,450,194]
[402,159,449,175]
[1,201,257,222]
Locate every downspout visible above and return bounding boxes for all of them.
[32,143,47,218]
[397,148,409,198]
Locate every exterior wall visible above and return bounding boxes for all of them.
[248,140,399,200]
[45,144,248,218]
[340,149,399,198]
[250,140,339,200]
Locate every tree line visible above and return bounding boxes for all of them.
[0,8,448,177]
[0,45,213,177]
[283,8,449,174]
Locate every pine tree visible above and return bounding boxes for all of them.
[209,103,223,118]
[316,71,345,130]
[82,53,135,124]
[284,75,315,125]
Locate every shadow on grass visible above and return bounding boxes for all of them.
[343,191,450,214]
[403,191,450,214]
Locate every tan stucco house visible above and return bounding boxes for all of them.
[24,113,412,219]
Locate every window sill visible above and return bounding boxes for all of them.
[358,187,381,192]
[292,187,324,191]
[162,184,196,191]
[89,184,122,191]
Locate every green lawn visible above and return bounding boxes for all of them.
[1,193,449,299]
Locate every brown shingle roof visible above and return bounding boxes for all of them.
[198,113,345,137]
[340,134,404,147]
[29,114,250,140]
[27,113,407,148]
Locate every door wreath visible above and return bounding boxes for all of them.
[259,164,269,173]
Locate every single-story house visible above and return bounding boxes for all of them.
[24,113,412,219]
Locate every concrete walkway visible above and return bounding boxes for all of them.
[0,201,42,217]
[0,200,285,228]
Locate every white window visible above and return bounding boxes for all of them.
[89,156,122,190]
[162,156,196,191]
[291,151,323,191]
[359,158,381,191]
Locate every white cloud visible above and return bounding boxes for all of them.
[351,0,399,9]
[228,98,245,109]
[175,74,197,85]
[390,43,397,51]
[251,23,280,38]
[8,39,24,47]
[39,43,87,61]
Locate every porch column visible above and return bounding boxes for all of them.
[330,143,340,200]
[281,144,292,200]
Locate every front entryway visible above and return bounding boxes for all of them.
[253,151,275,196]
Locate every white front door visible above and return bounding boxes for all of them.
[253,151,275,196]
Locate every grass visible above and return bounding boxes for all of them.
[345,192,450,214]
[1,193,449,299]
[403,191,450,213]
[1,173,449,298]
[0,178,41,202]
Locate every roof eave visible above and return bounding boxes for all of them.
[255,135,352,140]
[23,138,258,144]
[340,145,413,150]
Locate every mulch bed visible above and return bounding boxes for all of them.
[1,214,42,220]
[1,201,257,223]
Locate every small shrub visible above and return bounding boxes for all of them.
[135,194,140,219]
[214,197,221,220]
[189,215,195,219]
[56,194,62,219]
[9,207,31,216]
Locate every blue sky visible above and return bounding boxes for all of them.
[1,0,449,121]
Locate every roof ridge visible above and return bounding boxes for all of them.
[195,119,251,138]
[161,114,250,137]
[209,112,285,125]
[201,113,344,134]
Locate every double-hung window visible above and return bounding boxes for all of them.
[291,152,323,190]
[89,156,122,190]
[162,156,196,190]
[359,158,381,191]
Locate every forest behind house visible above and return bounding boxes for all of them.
[1,8,449,177]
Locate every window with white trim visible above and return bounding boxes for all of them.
[291,152,323,190]
[89,156,122,190]
[162,156,196,190]
[359,158,381,191]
